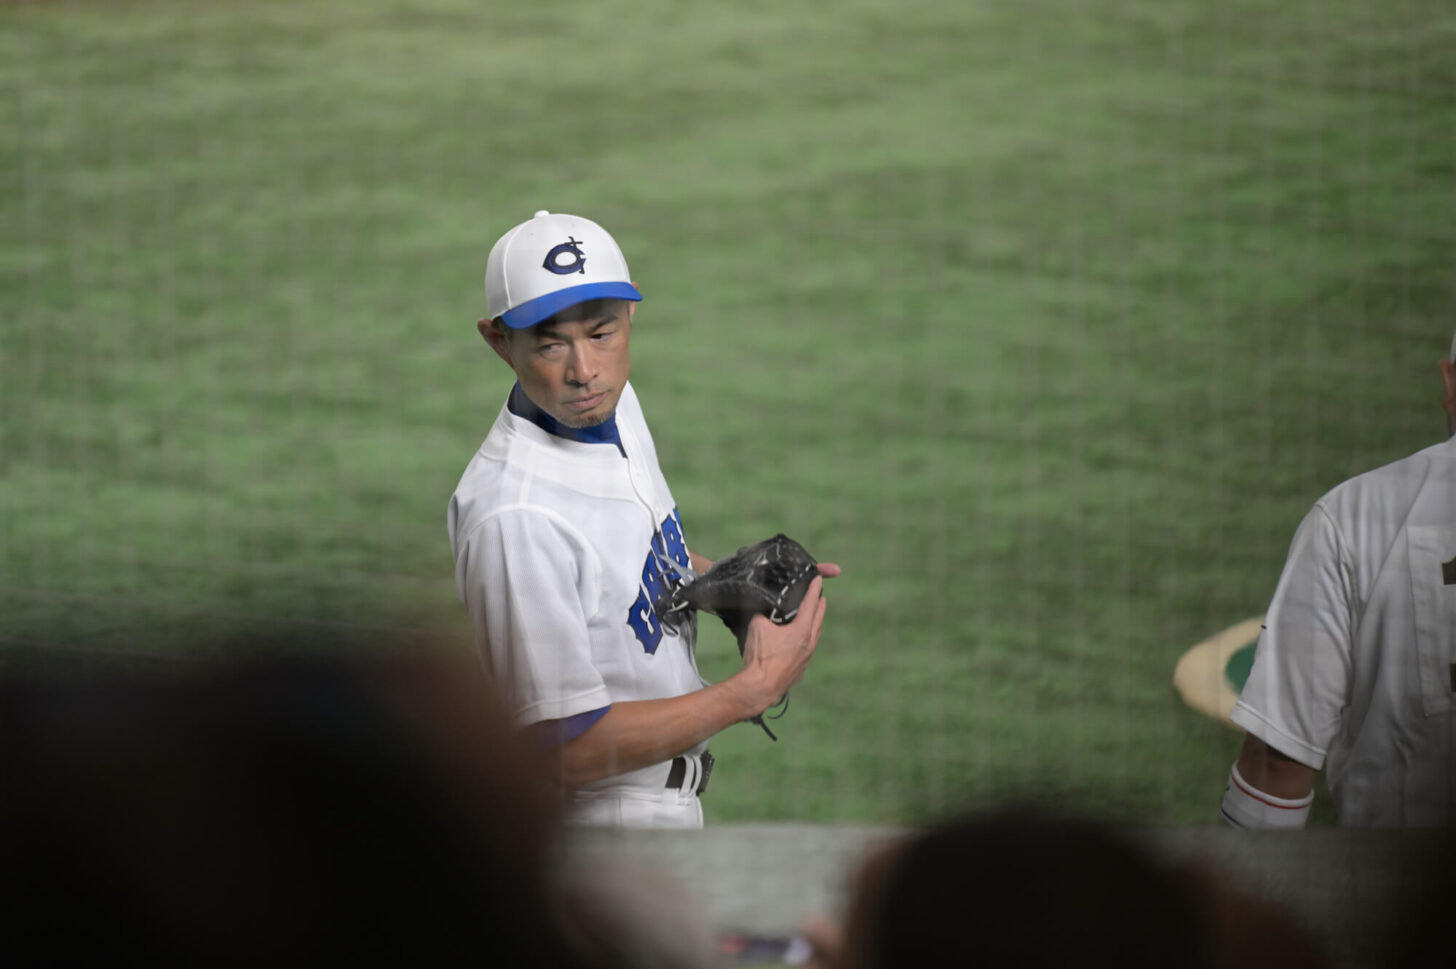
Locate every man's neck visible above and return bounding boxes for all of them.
[507,383,625,456]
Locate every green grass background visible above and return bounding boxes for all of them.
[3,0,1452,825]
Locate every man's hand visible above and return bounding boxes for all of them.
[735,575,828,717]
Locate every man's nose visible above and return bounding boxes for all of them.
[565,342,599,385]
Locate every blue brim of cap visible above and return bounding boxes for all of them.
[499,281,643,330]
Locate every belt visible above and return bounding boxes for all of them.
[665,751,714,796]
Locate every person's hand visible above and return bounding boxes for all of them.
[738,576,827,714]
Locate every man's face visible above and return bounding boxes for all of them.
[484,299,633,429]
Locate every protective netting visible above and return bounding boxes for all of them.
[3,1,1452,831]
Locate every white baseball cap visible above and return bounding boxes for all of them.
[484,210,643,329]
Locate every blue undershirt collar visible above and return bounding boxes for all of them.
[508,382,626,457]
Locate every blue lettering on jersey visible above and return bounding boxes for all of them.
[627,587,661,652]
[626,508,692,653]
[661,513,688,567]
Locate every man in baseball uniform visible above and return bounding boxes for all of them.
[1222,328,1456,827]
[448,210,838,828]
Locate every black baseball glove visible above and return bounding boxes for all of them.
[657,534,820,740]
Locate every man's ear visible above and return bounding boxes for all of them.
[479,318,514,367]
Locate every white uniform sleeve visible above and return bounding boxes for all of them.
[1229,503,1355,770]
[454,506,612,726]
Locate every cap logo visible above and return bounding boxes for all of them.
[542,237,587,276]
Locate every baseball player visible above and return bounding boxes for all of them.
[1221,328,1456,827]
[448,210,839,828]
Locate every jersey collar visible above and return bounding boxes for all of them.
[508,382,625,456]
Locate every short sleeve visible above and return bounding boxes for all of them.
[1229,503,1355,769]
[453,507,611,725]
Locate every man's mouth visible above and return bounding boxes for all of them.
[565,392,606,412]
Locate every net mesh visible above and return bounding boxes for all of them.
[3,0,1453,832]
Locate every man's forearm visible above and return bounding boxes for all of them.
[1222,733,1318,828]
[1235,734,1316,799]
[550,574,828,790]
[551,678,761,788]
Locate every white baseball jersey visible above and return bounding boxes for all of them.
[448,381,709,827]
[1230,434,1456,826]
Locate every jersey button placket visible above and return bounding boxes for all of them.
[620,429,660,522]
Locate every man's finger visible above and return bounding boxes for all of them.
[810,586,828,641]
[793,576,824,624]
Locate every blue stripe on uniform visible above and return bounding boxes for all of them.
[536,706,611,748]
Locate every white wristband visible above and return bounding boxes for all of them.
[1221,762,1312,829]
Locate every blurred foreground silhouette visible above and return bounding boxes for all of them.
[0,643,605,966]
[800,806,1341,969]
